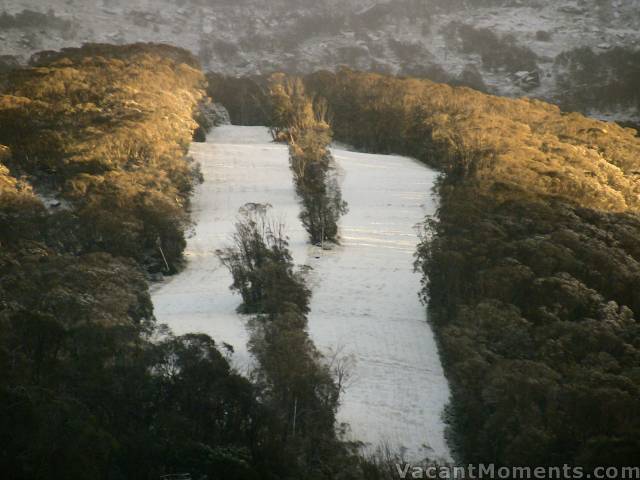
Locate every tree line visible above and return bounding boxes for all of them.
[216,204,425,478]
[0,43,267,480]
[30,49,637,472]
[302,68,640,468]
[267,74,347,246]
[217,203,357,476]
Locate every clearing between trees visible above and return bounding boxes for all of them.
[151,124,451,461]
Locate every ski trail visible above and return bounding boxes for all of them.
[307,147,451,461]
[151,126,451,460]
[151,126,307,371]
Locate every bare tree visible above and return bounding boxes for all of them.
[324,344,357,400]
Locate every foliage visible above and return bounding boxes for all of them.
[0,44,273,480]
[0,43,206,271]
[445,22,539,73]
[268,75,348,245]
[218,203,365,479]
[0,312,264,479]
[302,68,640,467]
[416,191,640,465]
[206,73,270,125]
[306,68,640,212]
[217,203,311,315]
[0,47,394,479]
[555,46,640,116]
[0,9,72,32]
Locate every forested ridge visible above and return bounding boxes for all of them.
[0,43,208,273]
[0,44,286,479]
[4,39,640,477]
[0,43,238,479]
[207,69,640,468]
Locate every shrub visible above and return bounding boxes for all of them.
[449,22,539,73]
[217,203,311,315]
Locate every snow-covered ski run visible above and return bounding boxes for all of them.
[151,125,451,461]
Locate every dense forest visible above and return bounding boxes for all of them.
[0,45,387,480]
[0,43,238,479]
[209,68,640,469]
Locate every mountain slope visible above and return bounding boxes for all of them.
[152,125,452,461]
[1,0,638,122]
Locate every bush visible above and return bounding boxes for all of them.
[217,203,311,315]
[535,30,552,42]
[555,46,640,114]
[449,22,539,73]
[0,9,72,31]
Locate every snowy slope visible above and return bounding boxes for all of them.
[306,148,451,461]
[151,126,307,372]
[151,126,451,460]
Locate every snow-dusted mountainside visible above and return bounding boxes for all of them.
[151,125,451,460]
[1,0,638,122]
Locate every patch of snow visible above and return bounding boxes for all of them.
[151,126,304,373]
[35,191,70,211]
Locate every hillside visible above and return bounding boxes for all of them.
[0,44,425,480]
[0,43,217,478]
[152,125,452,460]
[3,37,640,474]
[0,44,364,480]
[305,69,640,466]
[198,66,640,466]
[0,0,638,123]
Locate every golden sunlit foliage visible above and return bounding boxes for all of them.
[0,45,290,480]
[306,68,640,213]
[1,48,384,480]
[267,75,347,245]
[0,43,206,269]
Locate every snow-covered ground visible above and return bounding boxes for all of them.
[306,148,450,461]
[151,126,306,371]
[151,125,451,461]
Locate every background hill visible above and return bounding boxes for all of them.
[0,0,638,123]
